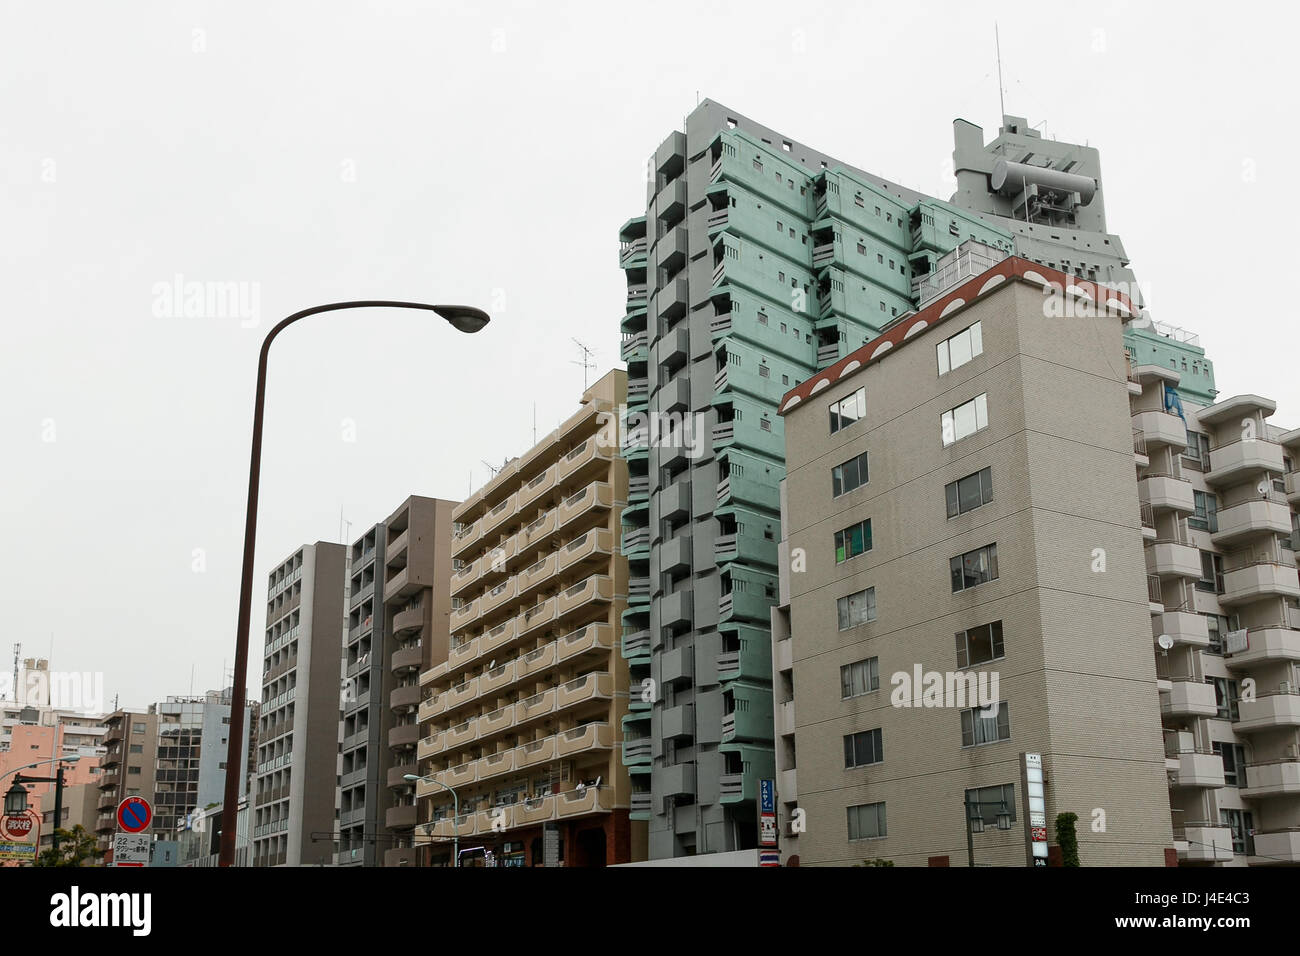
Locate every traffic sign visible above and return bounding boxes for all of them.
[117,797,152,833]
[0,810,41,863]
[1,811,37,841]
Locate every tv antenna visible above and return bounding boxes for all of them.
[995,23,1006,120]
[481,459,502,478]
[571,338,596,390]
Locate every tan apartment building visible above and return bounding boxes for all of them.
[772,253,1186,866]
[94,709,159,857]
[1129,359,1300,864]
[416,369,641,866]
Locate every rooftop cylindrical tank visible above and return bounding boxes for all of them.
[991,159,1097,205]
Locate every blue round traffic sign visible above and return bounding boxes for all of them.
[117,797,152,833]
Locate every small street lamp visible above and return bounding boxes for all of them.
[404,773,458,867]
[965,793,1013,867]
[2,754,82,856]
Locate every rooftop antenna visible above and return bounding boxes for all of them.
[571,338,596,391]
[995,23,1006,121]
[10,643,19,702]
[533,402,537,445]
[339,507,352,546]
[481,459,501,479]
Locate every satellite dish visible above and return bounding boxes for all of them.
[1156,634,1174,650]
[1257,480,1270,498]
[593,776,601,789]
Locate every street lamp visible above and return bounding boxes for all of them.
[219,301,490,867]
[964,794,1012,867]
[403,773,458,867]
[3,754,82,856]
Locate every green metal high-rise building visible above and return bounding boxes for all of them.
[617,99,1200,860]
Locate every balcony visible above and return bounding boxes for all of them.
[557,721,613,757]
[518,641,557,679]
[621,525,651,556]
[622,628,652,661]
[518,597,558,635]
[1206,439,1284,487]
[559,439,614,484]
[517,687,556,722]
[557,575,613,617]
[515,794,556,825]
[392,603,425,636]
[520,511,558,550]
[450,599,478,634]
[519,464,558,511]
[1139,475,1195,514]
[1153,610,1210,648]
[662,703,693,741]
[440,760,478,789]
[417,731,443,760]
[657,762,696,799]
[391,644,423,674]
[418,693,446,722]
[558,672,613,710]
[1175,825,1234,863]
[481,577,519,616]
[478,748,515,781]
[443,716,477,750]
[448,636,480,671]
[444,676,479,711]
[385,805,418,830]
[558,528,613,572]
[389,724,419,747]
[662,589,693,633]
[517,736,557,768]
[622,738,652,767]
[516,555,556,597]
[482,492,518,536]
[1145,541,1201,580]
[1241,759,1300,799]
[1234,690,1300,732]
[1234,612,1300,663]
[558,786,607,819]
[1222,561,1300,606]
[560,481,613,528]
[1287,470,1300,506]
[480,660,516,696]
[1160,680,1218,718]
[558,622,614,662]
[1252,830,1300,864]
[1169,751,1226,789]
[390,684,421,711]
[776,699,796,737]
[452,519,482,556]
[1132,410,1189,450]
[1211,499,1292,547]
[619,236,648,268]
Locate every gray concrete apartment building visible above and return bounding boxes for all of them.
[617,98,1141,860]
[338,495,457,866]
[253,541,346,867]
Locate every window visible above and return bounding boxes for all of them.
[950,544,998,592]
[128,766,142,775]
[840,658,879,698]
[961,702,1011,746]
[955,621,1004,668]
[1183,430,1211,470]
[1219,808,1254,856]
[1204,614,1236,656]
[847,802,886,840]
[132,723,146,734]
[945,467,992,517]
[1197,551,1224,593]
[837,587,877,629]
[1190,491,1218,532]
[936,321,983,375]
[941,394,988,446]
[129,744,143,754]
[965,784,1016,825]
[843,728,883,769]
[1213,742,1247,787]
[832,451,869,497]
[1211,678,1240,721]
[835,520,873,563]
[829,387,866,434]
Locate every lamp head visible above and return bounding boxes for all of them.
[433,305,490,334]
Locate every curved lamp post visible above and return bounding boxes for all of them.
[403,772,459,867]
[219,301,490,867]
[3,753,81,857]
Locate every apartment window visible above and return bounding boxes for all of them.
[840,658,880,699]
[129,744,143,754]
[843,728,884,769]
[941,394,988,446]
[846,802,886,840]
[132,723,145,734]
[832,451,869,497]
[1211,677,1240,721]
[128,766,142,775]
[955,621,1004,668]
[1219,808,1255,856]
[1197,551,1225,594]
[836,587,877,629]
[1204,614,1237,656]
[965,784,1016,825]
[834,519,873,563]
[937,321,984,376]
[829,387,867,434]
[945,467,992,517]
[1190,491,1219,532]
[1183,430,1211,469]
[1213,742,1247,787]
[950,544,998,592]
[961,702,1011,747]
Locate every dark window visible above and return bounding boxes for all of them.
[955,621,1005,668]
[835,520,873,563]
[945,467,993,517]
[843,728,884,769]
[832,451,870,497]
[951,544,998,592]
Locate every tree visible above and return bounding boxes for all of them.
[1055,812,1080,867]
[855,857,895,867]
[36,825,103,867]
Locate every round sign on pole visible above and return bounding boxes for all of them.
[1,811,38,842]
[117,796,152,833]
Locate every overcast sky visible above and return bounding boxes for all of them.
[4,0,1296,711]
